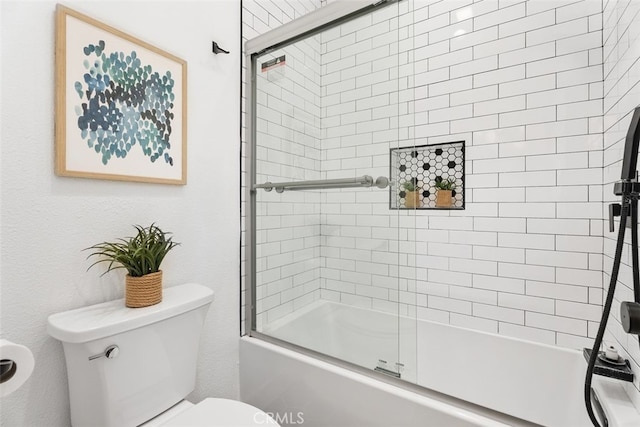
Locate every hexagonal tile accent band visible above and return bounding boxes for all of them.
[390,141,465,210]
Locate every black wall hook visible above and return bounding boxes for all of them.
[212,41,229,54]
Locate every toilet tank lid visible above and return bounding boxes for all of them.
[47,283,214,343]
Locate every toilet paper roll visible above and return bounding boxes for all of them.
[0,339,35,397]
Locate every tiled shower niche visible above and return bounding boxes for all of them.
[390,141,465,210]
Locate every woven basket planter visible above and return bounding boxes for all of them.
[435,190,453,208]
[125,271,163,308]
[404,191,421,208]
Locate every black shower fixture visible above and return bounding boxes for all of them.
[585,106,640,427]
[620,107,640,181]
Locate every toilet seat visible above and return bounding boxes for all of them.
[160,398,280,427]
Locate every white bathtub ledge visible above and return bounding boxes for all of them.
[594,378,640,427]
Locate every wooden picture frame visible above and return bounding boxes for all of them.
[55,5,187,185]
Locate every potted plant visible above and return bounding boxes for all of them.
[402,179,421,208]
[435,178,456,208]
[86,223,179,308]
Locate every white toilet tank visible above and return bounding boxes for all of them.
[47,283,214,427]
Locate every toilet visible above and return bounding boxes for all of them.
[47,283,277,427]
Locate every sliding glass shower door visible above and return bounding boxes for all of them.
[246,0,417,382]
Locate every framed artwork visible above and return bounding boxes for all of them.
[55,5,187,185]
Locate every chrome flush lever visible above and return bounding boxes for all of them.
[88,345,119,361]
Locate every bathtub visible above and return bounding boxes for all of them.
[240,300,639,426]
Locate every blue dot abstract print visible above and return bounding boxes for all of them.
[75,40,176,167]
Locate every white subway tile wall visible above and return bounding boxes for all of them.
[602,0,640,409]
[316,0,605,348]
[253,38,324,329]
[242,0,611,356]
[241,0,325,333]
[255,35,328,328]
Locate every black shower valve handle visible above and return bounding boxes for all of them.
[609,203,622,232]
[621,301,640,334]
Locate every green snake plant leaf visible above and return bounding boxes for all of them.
[85,224,180,277]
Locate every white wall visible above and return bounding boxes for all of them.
[0,1,240,425]
[602,0,640,411]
